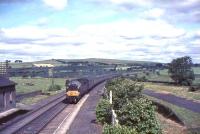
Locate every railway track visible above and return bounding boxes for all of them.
[0,92,67,134]
[39,104,74,134]
[16,102,67,134]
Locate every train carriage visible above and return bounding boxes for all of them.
[66,74,118,104]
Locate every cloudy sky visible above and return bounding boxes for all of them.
[0,0,200,63]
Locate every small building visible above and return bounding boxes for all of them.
[33,64,54,68]
[0,77,16,112]
[115,66,130,71]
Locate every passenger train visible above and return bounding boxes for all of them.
[66,74,117,103]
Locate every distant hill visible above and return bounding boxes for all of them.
[9,58,160,68]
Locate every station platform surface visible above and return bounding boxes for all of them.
[0,108,19,120]
[68,82,105,134]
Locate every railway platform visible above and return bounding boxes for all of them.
[67,82,105,134]
[0,108,19,120]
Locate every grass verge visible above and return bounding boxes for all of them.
[20,95,49,105]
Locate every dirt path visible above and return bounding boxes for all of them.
[143,89,200,113]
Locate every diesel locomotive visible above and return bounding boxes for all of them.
[66,74,117,103]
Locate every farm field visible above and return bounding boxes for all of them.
[193,67,200,74]
[10,77,66,93]
[137,67,200,84]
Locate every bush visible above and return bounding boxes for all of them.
[106,78,162,134]
[106,79,144,110]
[48,84,61,91]
[117,97,162,134]
[156,71,160,75]
[96,99,112,124]
[188,85,200,92]
[136,76,148,82]
[181,79,192,86]
[145,72,150,76]
[103,124,137,134]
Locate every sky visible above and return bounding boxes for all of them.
[0,0,200,63]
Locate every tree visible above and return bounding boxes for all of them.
[156,63,163,68]
[15,60,23,63]
[168,56,195,85]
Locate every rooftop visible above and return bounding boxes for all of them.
[0,77,16,88]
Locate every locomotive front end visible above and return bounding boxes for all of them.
[66,80,81,103]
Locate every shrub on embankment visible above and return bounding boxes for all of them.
[188,84,200,92]
[97,78,162,134]
[48,84,61,91]
[96,98,112,124]
[116,97,161,134]
[103,124,137,134]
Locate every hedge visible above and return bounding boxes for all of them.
[103,124,137,134]
[96,98,112,124]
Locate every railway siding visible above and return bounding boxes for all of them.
[39,104,74,134]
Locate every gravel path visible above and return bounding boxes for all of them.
[143,89,200,113]
[68,82,105,134]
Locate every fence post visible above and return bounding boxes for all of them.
[110,90,112,104]
[109,90,118,126]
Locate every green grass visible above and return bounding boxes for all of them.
[159,67,200,75]
[159,69,169,75]
[20,95,49,105]
[148,74,173,82]
[137,67,200,84]
[193,67,200,74]
[193,77,200,85]
[143,82,200,100]
[10,77,66,93]
[146,96,200,129]
[136,71,173,82]
[10,62,33,68]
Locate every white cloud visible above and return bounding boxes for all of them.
[36,17,49,26]
[1,26,70,40]
[76,19,185,39]
[2,26,47,39]
[110,0,151,6]
[143,8,165,19]
[0,18,198,63]
[43,0,68,10]
[181,0,200,6]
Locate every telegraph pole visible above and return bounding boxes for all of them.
[49,67,54,86]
